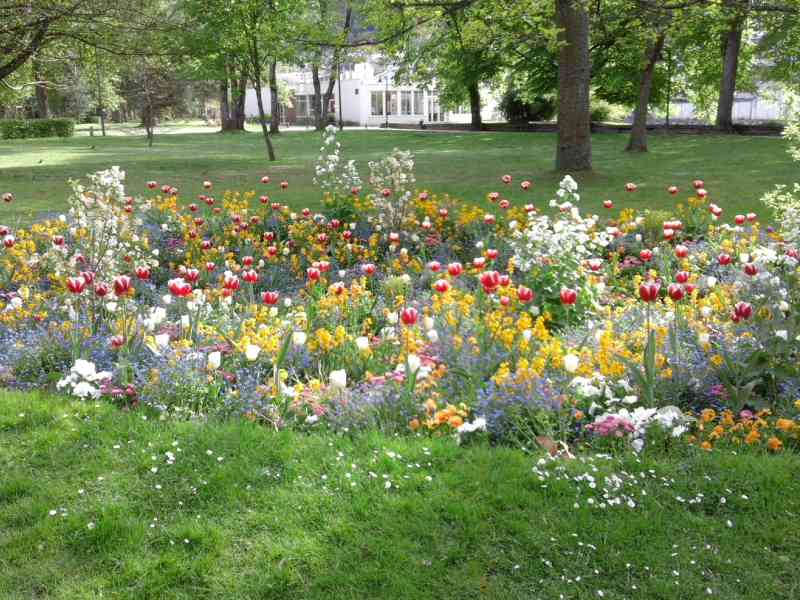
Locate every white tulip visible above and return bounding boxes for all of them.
[407,354,421,373]
[563,354,580,373]
[155,333,170,349]
[292,331,307,347]
[330,369,347,389]
[245,344,261,361]
[426,329,439,343]
[355,336,370,352]
[207,351,221,370]
[423,316,435,331]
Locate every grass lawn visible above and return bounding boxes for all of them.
[1,390,799,599]
[0,123,795,223]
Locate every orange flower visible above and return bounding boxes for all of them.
[448,414,464,428]
[701,409,716,423]
[700,441,713,451]
[775,418,795,433]
[409,418,421,431]
[767,437,783,452]
[745,429,761,445]
[574,410,585,422]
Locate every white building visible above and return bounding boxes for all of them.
[244,59,499,127]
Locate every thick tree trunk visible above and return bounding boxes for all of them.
[555,0,592,171]
[715,9,744,132]
[248,40,276,161]
[32,58,50,118]
[468,82,482,131]
[626,32,665,153]
[269,61,280,134]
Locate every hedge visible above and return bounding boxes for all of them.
[0,118,75,140]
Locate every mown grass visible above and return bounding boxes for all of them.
[0,124,794,223]
[1,390,799,599]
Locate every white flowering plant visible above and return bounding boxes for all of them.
[510,176,612,320]
[760,111,800,243]
[57,359,112,400]
[368,148,417,233]
[312,125,362,220]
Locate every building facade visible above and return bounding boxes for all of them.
[244,59,499,127]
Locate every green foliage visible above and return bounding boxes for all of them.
[11,342,72,385]
[498,87,555,122]
[0,118,75,139]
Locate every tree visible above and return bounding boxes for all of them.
[625,30,665,151]
[269,60,280,133]
[555,0,592,171]
[715,0,747,131]
[387,3,502,131]
[1,1,174,84]
[299,0,354,131]
[119,57,182,147]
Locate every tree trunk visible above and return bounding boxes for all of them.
[269,60,280,134]
[311,64,323,129]
[555,0,592,171]
[320,72,338,131]
[468,82,482,131]
[233,76,246,129]
[715,7,744,132]
[248,40,276,161]
[219,78,234,131]
[32,58,50,118]
[626,32,665,153]
[313,7,352,131]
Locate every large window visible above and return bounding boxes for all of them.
[413,91,424,115]
[370,91,383,116]
[386,91,398,115]
[401,91,412,115]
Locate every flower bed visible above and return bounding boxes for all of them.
[1,127,798,454]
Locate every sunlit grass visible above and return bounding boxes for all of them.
[0,127,794,223]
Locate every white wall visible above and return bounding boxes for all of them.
[244,88,272,119]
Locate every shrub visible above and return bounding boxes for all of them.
[0,118,75,139]
[498,88,555,123]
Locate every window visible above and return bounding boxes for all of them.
[370,91,383,116]
[296,95,309,117]
[386,91,398,115]
[413,91,424,115]
[401,91,412,115]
